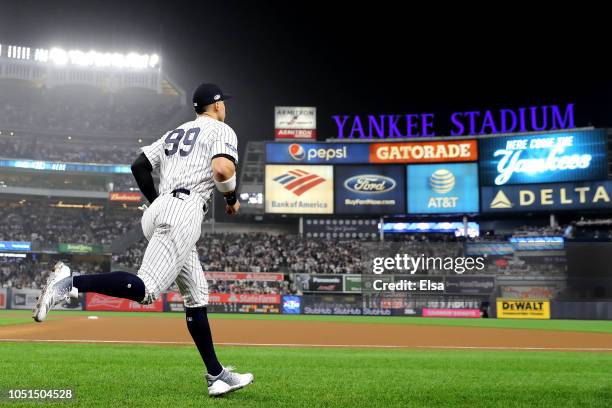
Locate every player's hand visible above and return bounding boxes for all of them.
[225,200,240,215]
[138,203,148,212]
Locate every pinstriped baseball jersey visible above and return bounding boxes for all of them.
[141,115,239,203]
[135,114,238,307]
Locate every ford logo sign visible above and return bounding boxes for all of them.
[344,175,396,194]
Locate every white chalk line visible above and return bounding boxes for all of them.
[0,338,611,352]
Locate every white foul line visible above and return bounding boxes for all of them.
[0,338,611,352]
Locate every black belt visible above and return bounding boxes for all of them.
[171,188,208,213]
[171,188,190,197]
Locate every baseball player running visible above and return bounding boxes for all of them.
[32,83,253,397]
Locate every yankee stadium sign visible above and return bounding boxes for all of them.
[332,103,575,139]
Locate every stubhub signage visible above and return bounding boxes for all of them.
[266,142,370,164]
[479,130,608,186]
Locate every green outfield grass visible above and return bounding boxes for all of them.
[0,342,611,407]
[2,309,612,333]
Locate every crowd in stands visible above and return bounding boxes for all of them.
[0,257,106,289]
[208,279,290,295]
[0,200,140,247]
[0,135,145,165]
[2,219,612,288]
[0,84,182,135]
[114,233,364,274]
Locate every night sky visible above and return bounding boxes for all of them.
[1,1,610,141]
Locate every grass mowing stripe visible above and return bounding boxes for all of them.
[2,309,612,333]
[0,342,611,407]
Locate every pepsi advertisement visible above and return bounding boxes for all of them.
[479,129,608,186]
[266,142,370,164]
[407,163,479,214]
[335,165,406,214]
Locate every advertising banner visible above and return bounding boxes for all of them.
[208,293,281,304]
[205,272,284,281]
[343,275,362,293]
[370,140,477,163]
[334,165,405,214]
[266,142,369,164]
[0,288,7,309]
[109,192,142,202]
[207,303,281,314]
[282,296,302,314]
[0,159,131,174]
[265,165,334,214]
[275,107,316,140]
[305,275,344,292]
[303,218,379,239]
[302,294,363,315]
[481,181,612,212]
[500,286,558,299]
[465,242,514,256]
[58,243,104,254]
[422,308,481,318]
[11,288,82,310]
[496,299,550,319]
[165,292,185,312]
[0,241,31,251]
[444,276,496,295]
[406,162,479,214]
[85,293,163,312]
[479,130,608,186]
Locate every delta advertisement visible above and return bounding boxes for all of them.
[265,140,477,165]
[406,162,479,214]
[479,130,608,186]
[265,165,334,214]
[334,165,405,214]
[481,180,612,212]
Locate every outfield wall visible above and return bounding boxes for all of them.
[3,289,611,319]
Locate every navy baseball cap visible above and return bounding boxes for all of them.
[192,83,232,113]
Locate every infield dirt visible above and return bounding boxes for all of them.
[1,313,611,350]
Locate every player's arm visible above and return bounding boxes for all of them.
[131,153,159,204]
[134,135,165,204]
[212,156,239,215]
[211,125,239,215]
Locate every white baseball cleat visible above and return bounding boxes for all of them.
[206,366,254,397]
[32,261,75,322]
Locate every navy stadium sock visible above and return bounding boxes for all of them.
[72,272,145,302]
[185,307,223,376]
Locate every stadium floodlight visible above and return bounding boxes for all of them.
[44,47,158,69]
[149,53,160,68]
[34,48,49,62]
[4,43,160,69]
[50,47,68,65]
